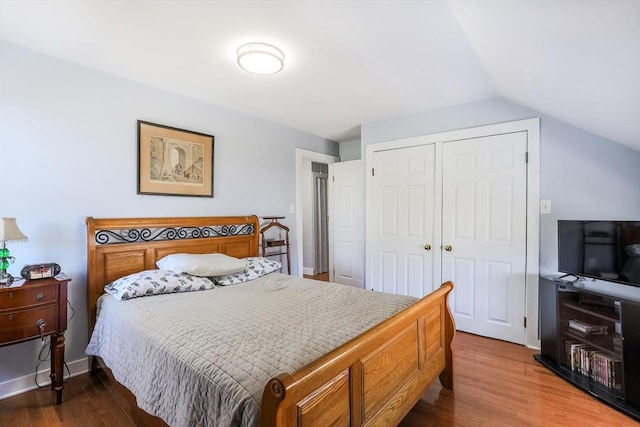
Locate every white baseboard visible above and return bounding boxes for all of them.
[303,267,315,275]
[0,357,88,400]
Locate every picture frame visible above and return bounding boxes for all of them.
[137,120,214,197]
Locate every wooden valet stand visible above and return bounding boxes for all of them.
[260,216,290,274]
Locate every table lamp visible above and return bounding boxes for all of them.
[0,217,28,285]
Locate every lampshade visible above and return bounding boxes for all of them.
[0,217,28,242]
[237,42,284,75]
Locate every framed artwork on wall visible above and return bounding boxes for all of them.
[137,120,214,197]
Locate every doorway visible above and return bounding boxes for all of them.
[295,149,338,278]
[310,162,329,276]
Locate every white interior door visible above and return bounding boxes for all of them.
[330,160,364,287]
[441,132,528,344]
[369,145,437,298]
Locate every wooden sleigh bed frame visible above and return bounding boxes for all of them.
[86,215,455,427]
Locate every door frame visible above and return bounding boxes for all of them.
[295,149,339,278]
[365,118,541,349]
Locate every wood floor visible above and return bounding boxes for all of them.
[303,272,329,281]
[1,332,637,427]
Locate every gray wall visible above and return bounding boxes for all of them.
[362,97,640,300]
[0,42,338,388]
[339,139,362,161]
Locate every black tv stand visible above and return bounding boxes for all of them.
[536,276,640,422]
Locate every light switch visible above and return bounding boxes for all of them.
[290,203,296,214]
[540,200,551,214]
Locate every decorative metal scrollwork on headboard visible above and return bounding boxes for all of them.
[94,224,255,245]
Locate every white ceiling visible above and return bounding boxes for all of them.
[1,0,638,150]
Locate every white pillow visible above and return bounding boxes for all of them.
[214,257,282,285]
[156,253,249,277]
[104,269,215,300]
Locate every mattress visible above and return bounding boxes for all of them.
[85,273,417,427]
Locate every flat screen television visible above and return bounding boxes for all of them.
[558,220,640,288]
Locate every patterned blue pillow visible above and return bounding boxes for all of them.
[104,269,215,300]
[213,257,281,285]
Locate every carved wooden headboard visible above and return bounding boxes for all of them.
[85,215,260,333]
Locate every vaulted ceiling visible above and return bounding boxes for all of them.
[1,1,638,151]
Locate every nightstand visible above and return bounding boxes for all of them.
[0,277,70,404]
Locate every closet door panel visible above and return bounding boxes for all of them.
[370,145,436,297]
[442,132,527,344]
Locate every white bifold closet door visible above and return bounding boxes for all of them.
[369,132,527,344]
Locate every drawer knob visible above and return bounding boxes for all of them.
[37,293,45,300]
[8,314,14,320]
[9,292,14,298]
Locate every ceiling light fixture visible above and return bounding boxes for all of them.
[236,42,284,75]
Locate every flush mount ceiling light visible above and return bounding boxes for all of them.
[237,42,284,75]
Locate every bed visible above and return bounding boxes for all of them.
[86,215,455,427]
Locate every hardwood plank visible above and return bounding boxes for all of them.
[86,369,137,426]
[1,332,638,426]
[84,370,136,426]
[398,332,637,427]
[0,390,29,427]
[303,272,329,282]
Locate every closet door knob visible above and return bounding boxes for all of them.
[423,244,431,251]
[444,245,453,252]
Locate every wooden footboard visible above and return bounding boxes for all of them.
[262,281,455,427]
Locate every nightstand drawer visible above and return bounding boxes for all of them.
[0,305,58,344]
[0,284,57,310]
